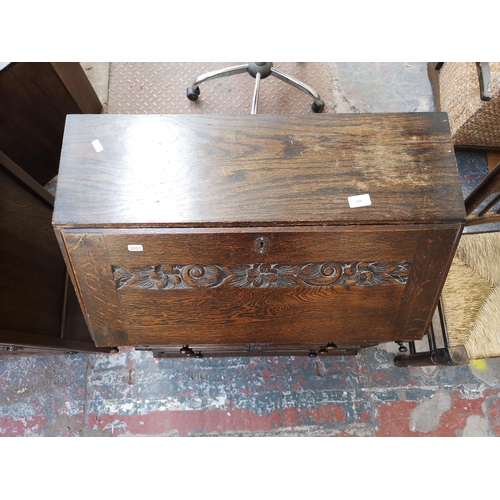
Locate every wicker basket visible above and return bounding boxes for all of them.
[439,62,500,147]
[441,232,500,359]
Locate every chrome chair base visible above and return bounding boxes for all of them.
[186,62,325,114]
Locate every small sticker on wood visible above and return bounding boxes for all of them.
[91,139,104,152]
[127,244,144,252]
[348,193,371,208]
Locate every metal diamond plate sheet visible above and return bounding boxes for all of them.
[108,62,336,114]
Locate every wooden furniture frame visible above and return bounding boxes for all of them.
[0,63,108,356]
[53,113,465,359]
[0,62,102,186]
[0,152,110,356]
[395,162,500,367]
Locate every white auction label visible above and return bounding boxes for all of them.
[91,139,104,152]
[348,193,372,208]
[127,244,144,252]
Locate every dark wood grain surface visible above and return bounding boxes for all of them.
[61,232,129,347]
[101,226,421,267]
[1,63,82,185]
[392,225,461,340]
[51,63,102,115]
[0,150,54,206]
[0,153,103,353]
[60,225,431,347]
[54,113,465,351]
[54,113,465,228]
[1,163,66,337]
[122,284,405,345]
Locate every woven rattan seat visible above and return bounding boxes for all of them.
[395,162,500,366]
[442,232,500,360]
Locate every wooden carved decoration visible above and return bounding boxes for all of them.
[112,261,411,291]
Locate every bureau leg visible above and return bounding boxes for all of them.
[394,301,469,367]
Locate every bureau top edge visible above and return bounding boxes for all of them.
[53,113,466,227]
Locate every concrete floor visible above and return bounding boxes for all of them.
[2,62,500,437]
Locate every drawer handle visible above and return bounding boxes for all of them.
[319,342,337,355]
[180,345,195,357]
[180,345,203,358]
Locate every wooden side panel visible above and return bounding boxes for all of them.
[0,62,81,185]
[393,224,462,340]
[0,164,66,337]
[61,232,129,347]
[51,62,102,114]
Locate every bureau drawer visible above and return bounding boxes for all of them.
[60,225,460,347]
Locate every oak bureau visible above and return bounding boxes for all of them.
[53,113,466,358]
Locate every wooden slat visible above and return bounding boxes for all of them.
[487,153,500,172]
[465,161,500,216]
[0,151,54,206]
[0,329,110,353]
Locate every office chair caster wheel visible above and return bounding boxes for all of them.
[186,86,200,101]
[311,100,324,113]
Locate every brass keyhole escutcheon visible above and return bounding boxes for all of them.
[255,236,269,254]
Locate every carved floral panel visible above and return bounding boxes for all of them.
[112,261,411,291]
